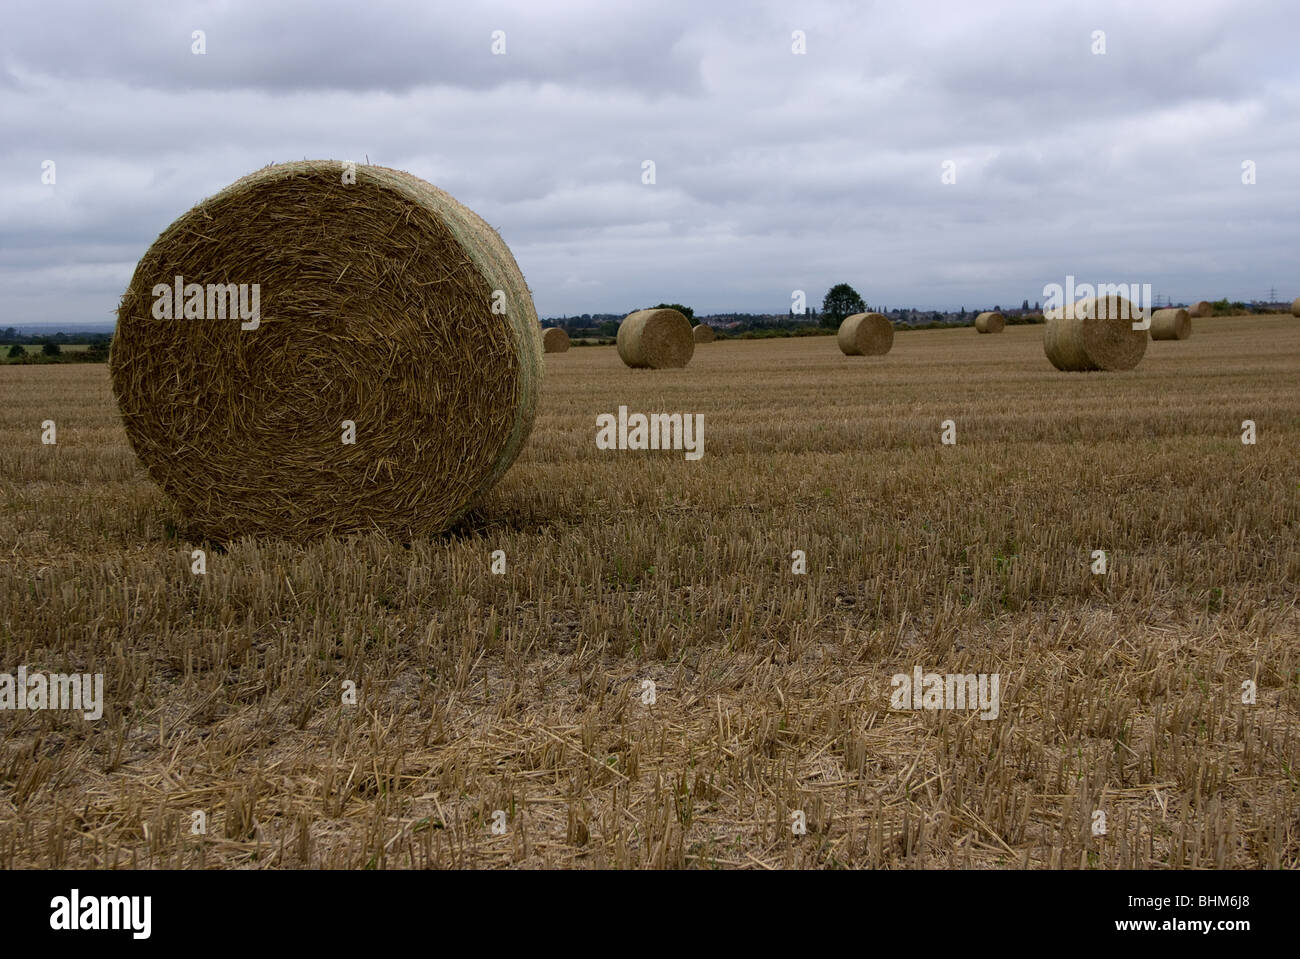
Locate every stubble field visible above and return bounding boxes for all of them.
[1,313,1297,869]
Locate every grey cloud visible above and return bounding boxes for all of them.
[1,0,1298,327]
[1,0,706,95]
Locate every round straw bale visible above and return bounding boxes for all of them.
[974,311,1005,334]
[109,160,543,541]
[1042,296,1147,371]
[837,312,894,356]
[1291,297,1300,317]
[692,323,716,343]
[616,308,694,368]
[1149,308,1191,340]
[542,327,570,353]
[1188,300,1212,317]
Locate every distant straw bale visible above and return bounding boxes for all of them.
[1042,296,1147,371]
[543,327,570,353]
[1149,308,1191,341]
[837,312,894,356]
[616,308,694,368]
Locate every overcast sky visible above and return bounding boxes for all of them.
[3,0,1298,326]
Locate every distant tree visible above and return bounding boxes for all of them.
[994,304,1002,312]
[651,302,694,321]
[1034,301,1041,312]
[42,341,61,356]
[7,344,24,358]
[0,328,15,343]
[821,283,866,328]
[1021,299,1030,311]
[87,340,110,361]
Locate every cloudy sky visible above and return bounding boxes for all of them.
[3,0,1298,327]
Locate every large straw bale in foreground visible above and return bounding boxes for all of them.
[110,160,543,540]
[975,311,1005,334]
[1149,308,1191,341]
[1188,300,1212,317]
[837,312,894,356]
[617,308,694,368]
[543,327,570,353]
[1042,296,1147,371]
[692,324,716,343]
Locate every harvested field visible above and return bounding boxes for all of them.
[1,313,1297,869]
